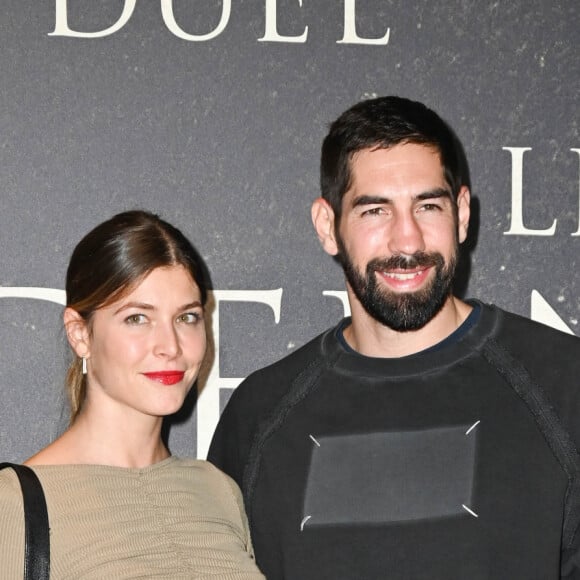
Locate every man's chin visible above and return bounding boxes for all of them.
[379,313,434,333]
[361,289,451,332]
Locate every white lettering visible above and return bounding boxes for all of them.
[322,290,351,317]
[258,0,308,43]
[49,0,394,45]
[530,290,574,335]
[49,0,136,38]
[161,0,231,41]
[196,288,283,458]
[338,0,390,45]
[503,147,557,236]
[0,287,66,305]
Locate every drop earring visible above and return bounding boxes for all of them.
[82,357,87,375]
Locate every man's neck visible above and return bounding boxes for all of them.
[343,295,473,358]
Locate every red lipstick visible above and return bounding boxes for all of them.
[143,371,185,386]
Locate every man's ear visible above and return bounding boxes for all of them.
[311,197,339,256]
[456,186,471,244]
[63,307,90,358]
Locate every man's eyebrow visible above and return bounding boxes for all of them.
[415,187,453,201]
[351,188,452,208]
[351,195,391,208]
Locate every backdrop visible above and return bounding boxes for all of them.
[1,0,578,461]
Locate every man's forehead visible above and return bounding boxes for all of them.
[345,144,447,198]
[350,142,443,167]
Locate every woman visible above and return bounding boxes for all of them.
[0,210,264,579]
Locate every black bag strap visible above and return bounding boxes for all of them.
[0,462,50,580]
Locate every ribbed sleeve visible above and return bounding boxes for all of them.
[0,468,26,578]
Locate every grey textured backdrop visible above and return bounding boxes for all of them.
[1,0,578,461]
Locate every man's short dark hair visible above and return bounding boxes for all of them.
[320,96,464,223]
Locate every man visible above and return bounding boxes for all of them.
[208,96,580,579]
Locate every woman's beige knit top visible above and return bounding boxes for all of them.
[0,457,265,579]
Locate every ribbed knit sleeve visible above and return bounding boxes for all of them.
[0,468,25,578]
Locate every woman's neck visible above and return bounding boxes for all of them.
[25,407,169,468]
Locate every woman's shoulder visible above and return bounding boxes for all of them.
[171,458,246,506]
[0,466,24,502]
[0,466,26,576]
[170,456,223,473]
[172,456,227,472]
[0,466,26,541]
[171,457,239,487]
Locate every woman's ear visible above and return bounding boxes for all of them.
[63,308,90,358]
[311,197,339,256]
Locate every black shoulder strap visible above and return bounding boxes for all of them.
[0,463,50,580]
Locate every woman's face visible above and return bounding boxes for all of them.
[79,265,206,420]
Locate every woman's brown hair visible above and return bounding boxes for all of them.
[65,210,208,423]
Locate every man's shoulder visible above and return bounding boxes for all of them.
[234,323,337,407]
[483,302,580,443]
[481,302,580,392]
[488,302,580,351]
[247,326,334,381]
[218,321,344,427]
[207,323,343,478]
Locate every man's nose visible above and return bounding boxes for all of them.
[387,212,426,256]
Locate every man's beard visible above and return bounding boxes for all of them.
[337,241,458,332]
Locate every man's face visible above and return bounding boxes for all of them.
[334,143,469,331]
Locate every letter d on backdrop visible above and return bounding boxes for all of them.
[50,0,137,38]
